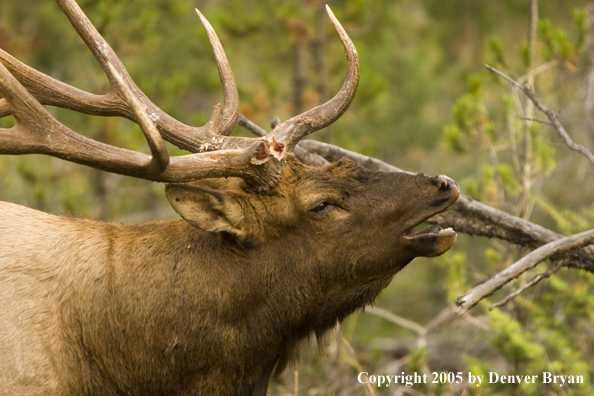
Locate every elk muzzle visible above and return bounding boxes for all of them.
[402,173,459,257]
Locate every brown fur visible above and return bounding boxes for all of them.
[0,156,458,395]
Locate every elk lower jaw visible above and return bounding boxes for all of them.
[403,225,457,257]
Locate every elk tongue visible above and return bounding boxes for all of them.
[404,225,457,257]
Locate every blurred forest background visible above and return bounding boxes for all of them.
[2,0,594,395]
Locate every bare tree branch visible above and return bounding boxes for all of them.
[519,116,553,125]
[489,260,565,310]
[486,64,594,167]
[485,65,524,88]
[237,114,267,137]
[456,229,594,313]
[365,306,454,352]
[365,306,426,336]
[523,89,594,166]
[298,140,409,173]
[430,196,594,271]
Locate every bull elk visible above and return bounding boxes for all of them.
[0,1,459,395]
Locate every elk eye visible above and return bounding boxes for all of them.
[310,201,334,214]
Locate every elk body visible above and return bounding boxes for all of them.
[0,1,459,395]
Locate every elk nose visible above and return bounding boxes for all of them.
[432,175,457,192]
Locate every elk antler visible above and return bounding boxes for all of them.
[0,1,359,190]
[266,6,359,153]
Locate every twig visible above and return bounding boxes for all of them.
[523,88,594,166]
[426,307,455,333]
[521,0,538,220]
[293,370,299,396]
[485,65,523,88]
[519,116,553,126]
[341,338,377,396]
[237,114,267,137]
[461,314,491,331]
[365,306,425,335]
[486,64,594,167]
[271,116,281,128]
[456,228,594,313]
[366,306,454,353]
[489,260,565,310]
[516,60,559,85]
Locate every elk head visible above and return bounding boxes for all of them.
[165,158,458,258]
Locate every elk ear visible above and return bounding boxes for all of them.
[165,184,246,240]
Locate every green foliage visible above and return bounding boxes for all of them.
[539,19,556,61]
[539,10,587,63]
[445,252,468,302]
[444,124,464,152]
[486,35,506,67]
[518,41,532,69]
[2,1,594,395]
[574,8,588,52]
[466,277,594,396]
[440,3,594,396]
[498,163,521,196]
[443,74,497,154]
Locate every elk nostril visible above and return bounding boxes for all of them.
[439,176,449,192]
[433,175,450,192]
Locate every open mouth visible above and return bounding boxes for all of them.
[400,173,459,254]
[404,224,456,240]
[403,223,457,257]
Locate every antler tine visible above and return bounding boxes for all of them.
[107,62,170,172]
[195,8,240,137]
[0,49,120,119]
[264,5,360,153]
